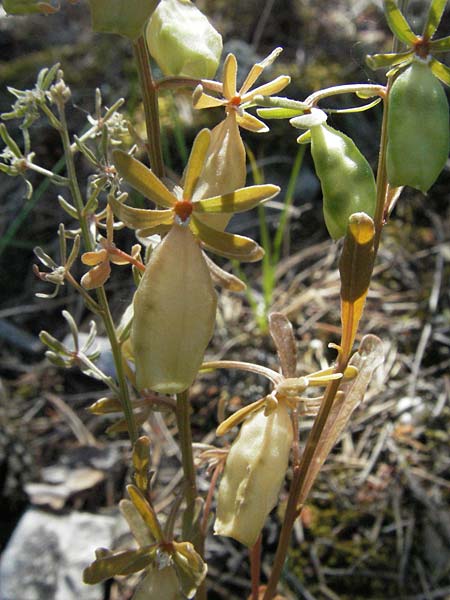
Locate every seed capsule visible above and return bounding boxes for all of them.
[386,59,449,193]
[291,109,377,240]
[146,0,222,79]
[215,402,293,547]
[132,224,217,394]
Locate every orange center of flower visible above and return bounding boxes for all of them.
[414,36,431,59]
[174,200,193,223]
[229,94,242,106]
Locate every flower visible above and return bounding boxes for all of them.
[366,0,450,84]
[80,205,142,289]
[110,128,280,262]
[193,47,291,132]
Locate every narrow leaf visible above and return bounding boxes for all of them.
[182,129,211,202]
[383,0,417,45]
[190,217,264,262]
[194,184,279,214]
[108,194,173,230]
[119,499,154,547]
[338,213,375,360]
[132,435,151,492]
[113,151,175,208]
[422,0,447,39]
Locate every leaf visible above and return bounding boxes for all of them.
[108,194,173,230]
[365,50,413,70]
[338,213,375,360]
[190,217,264,262]
[127,484,164,542]
[383,0,417,46]
[113,151,175,208]
[83,546,156,584]
[223,53,238,99]
[182,129,211,201]
[194,184,279,214]
[297,334,384,507]
[268,313,297,378]
[422,0,447,40]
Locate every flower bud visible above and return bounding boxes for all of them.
[215,402,293,547]
[146,0,222,79]
[132,224,217,394]
[386,59,449,193]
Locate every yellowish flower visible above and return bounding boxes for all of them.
[193,48,291,133]
[110,128,280,262]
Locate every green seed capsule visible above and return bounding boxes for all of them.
[132,224,217,394]
[215,402,293,547]
[290,109,377,240]
[386,59,449,193]
[146,0,222,79]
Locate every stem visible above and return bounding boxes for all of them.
[57,100,138,446]
[176,390,200,544]
[305,83,386,107]
[264,89,393,600]
[250,535,262,600]
[133,36,165,178]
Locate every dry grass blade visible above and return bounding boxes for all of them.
[297,334,384,507]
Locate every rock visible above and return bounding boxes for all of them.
[0,509,119,600]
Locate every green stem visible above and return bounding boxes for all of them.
[133,36,165,178]
[57,100,138,446]
[176,389,199,541]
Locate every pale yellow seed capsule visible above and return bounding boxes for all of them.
[132,224,217,394]
[215,401,293,547]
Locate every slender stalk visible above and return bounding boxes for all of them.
[250,535,262,600]
[57,100,138,445]
[305,83,385,107]
[176,390,199,541]
[264,91,392,600]
[133,36,165,178]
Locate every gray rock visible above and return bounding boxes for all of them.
[0,509,119,600]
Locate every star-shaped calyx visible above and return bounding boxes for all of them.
[110,129,280,262]
[193,48,291,132]
[367,0,450,84]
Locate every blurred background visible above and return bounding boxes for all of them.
[0,1,449,598]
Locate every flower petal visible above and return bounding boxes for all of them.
[190,217,264,262]
[83,546,157,584]
[108,194,174,230]
[81,249,108,266]
[236,111,269,133]
[384,0,417,46]
[182,128,211,202]
[194,184,279,213]
[422,0,447,40]
[239,47,283,95]
[430,57,450,85]
[113,150,175,208]
[242,75,291,102]
[81,260,111,290]
[192,87,226,110]
[431,35,450,53]
[223,53,237,99]
[365,50,413,70]
[216,397,267,435]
